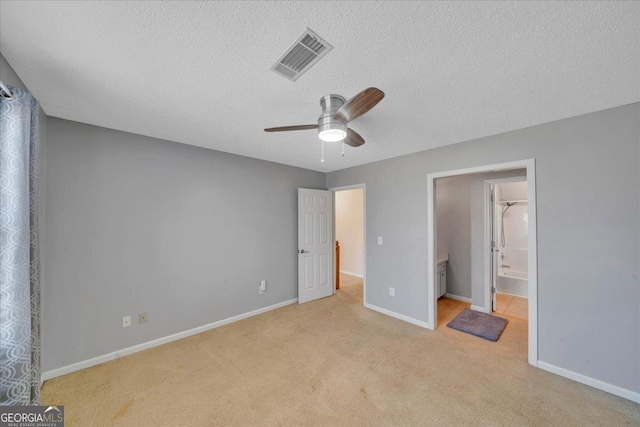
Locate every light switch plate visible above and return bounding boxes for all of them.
[378,237,383,245]
[389,287,395,297]
[139,312,147,324]
[122,315,131,328]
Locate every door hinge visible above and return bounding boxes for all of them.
[491,240,495,248]
[492,287,496,294]
[490,193,495,202]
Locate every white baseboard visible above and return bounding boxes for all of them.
[444,293,472,303]
[339,270,364,279]
[364,303,430,329]
[41,298,298,382]
[470,304,490,314]
[537,361,640,404]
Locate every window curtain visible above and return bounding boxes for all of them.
[0,86,41,405]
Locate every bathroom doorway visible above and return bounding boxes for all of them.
[427,159,538,366]
[487,178,528,320]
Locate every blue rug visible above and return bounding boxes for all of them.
[447,308,508,341]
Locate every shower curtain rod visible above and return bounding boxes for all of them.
[0,80,15,98]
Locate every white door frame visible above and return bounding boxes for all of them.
[427,159,538,366]
[329,184,366,306]
[483,176,527,314]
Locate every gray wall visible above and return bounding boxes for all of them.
[327,103,640,394]
[43,118,324,372]
[5,50,639,395]
[436,175,472,298]
[436,169,525,303]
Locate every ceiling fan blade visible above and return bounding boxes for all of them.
[333,87,385,123]
[264,125,318,132]
[344,128,365,147]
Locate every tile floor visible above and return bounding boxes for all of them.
[495,293,528,320]
[437,296,472,326]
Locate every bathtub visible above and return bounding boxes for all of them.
[497,270,528,297]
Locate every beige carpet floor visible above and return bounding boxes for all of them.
[43,276,639,426]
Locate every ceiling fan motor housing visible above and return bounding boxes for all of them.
[318,94,347,142]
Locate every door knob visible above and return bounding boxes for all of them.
[299,249,309,254]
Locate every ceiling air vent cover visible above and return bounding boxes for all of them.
[272,29,333,81]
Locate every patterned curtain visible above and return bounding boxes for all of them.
[0,86,41,405]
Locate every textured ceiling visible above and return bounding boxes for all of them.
[1,1,639,172]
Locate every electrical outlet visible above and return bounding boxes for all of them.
[389,287,395,297]
[139,312,147,324]
[259,280,266,294]
[378,236,383,245]
[122,315,131,328]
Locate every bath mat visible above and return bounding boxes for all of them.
[447,308,508,341]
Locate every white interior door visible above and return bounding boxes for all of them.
[298,188,334,304]
[490,184,498,311]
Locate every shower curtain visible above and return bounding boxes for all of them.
[0,86,41,405]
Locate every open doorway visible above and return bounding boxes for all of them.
[331,185,365,305]
[427,159,538,366]
[487,178,528,320]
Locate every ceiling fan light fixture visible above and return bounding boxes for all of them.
[318,128,347,142]
[318,121,347,142]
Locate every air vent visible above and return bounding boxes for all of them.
[271,29,333,81]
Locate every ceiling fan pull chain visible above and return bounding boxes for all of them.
[342,142,345,157]
[321,140,325,163]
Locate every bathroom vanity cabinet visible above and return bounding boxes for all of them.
[437,260,447,298]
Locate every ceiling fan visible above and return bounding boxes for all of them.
[264,87,384,159]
